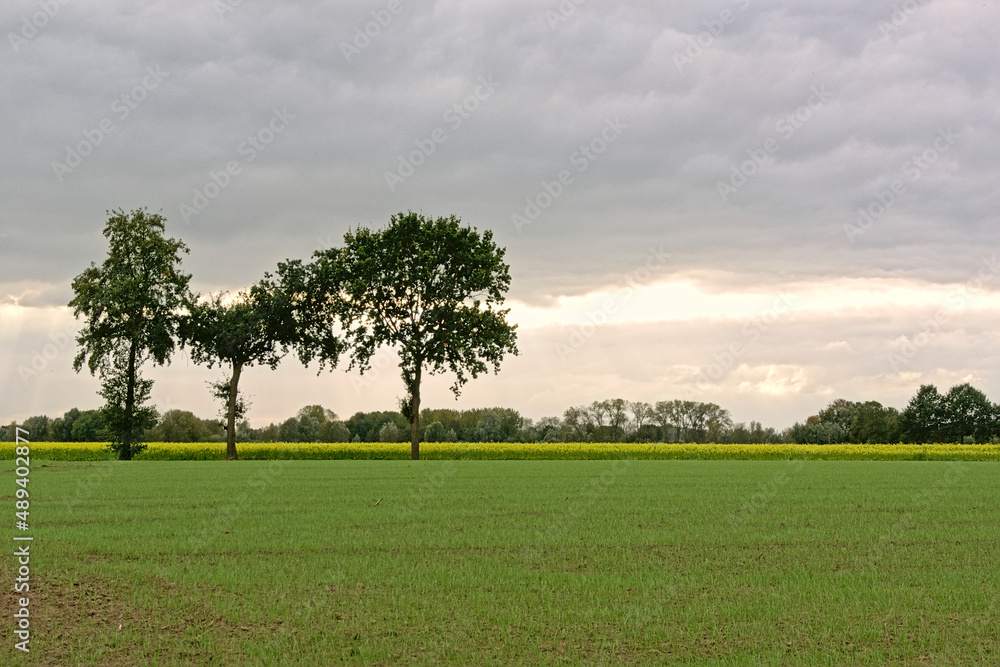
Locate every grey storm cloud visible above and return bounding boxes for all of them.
[3,0,999,426]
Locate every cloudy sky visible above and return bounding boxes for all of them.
[3,0,999,430]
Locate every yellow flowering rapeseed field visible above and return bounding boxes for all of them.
[3,442,1000,460]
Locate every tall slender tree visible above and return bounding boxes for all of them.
[69,208,192,459]
[181,287,289,460]
[899,384,944,443]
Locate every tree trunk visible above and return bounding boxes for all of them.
[122,341,138,461]
[227,362,243,461]
[409,363,422,460]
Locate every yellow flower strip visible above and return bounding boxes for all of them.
[3,442,1000,461]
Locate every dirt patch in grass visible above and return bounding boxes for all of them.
[1,565,290,665]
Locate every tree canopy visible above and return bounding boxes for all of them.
[181,288,288,459]
[69,208,192,459]
[292,211,519,459]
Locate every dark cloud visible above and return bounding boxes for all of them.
[3,0,999,424]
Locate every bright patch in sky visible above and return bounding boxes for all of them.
[509,272,1000,328]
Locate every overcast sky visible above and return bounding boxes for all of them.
[3,0,999,430]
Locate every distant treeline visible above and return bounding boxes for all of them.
[4,382,998,444]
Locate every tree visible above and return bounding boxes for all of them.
[652,401,675,442]
[630,401,653,440]
[181,288,288,459]
[588,401,609,432]
[70,410,106,441]
[344,411,408,442]
[849,401,900,443]
[69,208,192,459]
[50,408,82,442]
[298,212,518,459]
[319,420,351,443]
[606,398,630,442]
[899,384,944,443]
[379,422,402,442]
[562,406,591,441]
[424,420,449,442]
[474,411,503,442]
[148,410,220,442]
[816,399,861,440]
[536,416,562,442]
[940,383,994,443]
[275,406,343,442]
[20,416,52,441]
[669,400,698,442]
[703,403,733,443]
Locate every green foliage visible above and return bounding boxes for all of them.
[319,421,351,443]
[297,211,518,458]
[210,377,248,423]
[19,415,53,441]
[423,421,449,442]
[378,422,402,443]
[900,384,944,443]
[899,383,998,444]
[273,405,351,443]
[97,346,159,458]
[344,411,409,442]
[181,287,290,459]
[941,383,996,443]
[649,399,733,443]
[786,419,847,445]
[183,291,287,374]
[790,398,900,444]
[69,208,191,374]
[850,401,900,443]
[70,410,107,441]
[68,208,192,459]
[49,408,80,442]
[147,410,224,443]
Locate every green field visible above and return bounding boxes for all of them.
[3,460,999,664]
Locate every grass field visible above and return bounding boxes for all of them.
[3,459,999,664]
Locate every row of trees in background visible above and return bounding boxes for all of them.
[67,208,517,461]
[8,383,998,445]
[784,383,1000,444]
